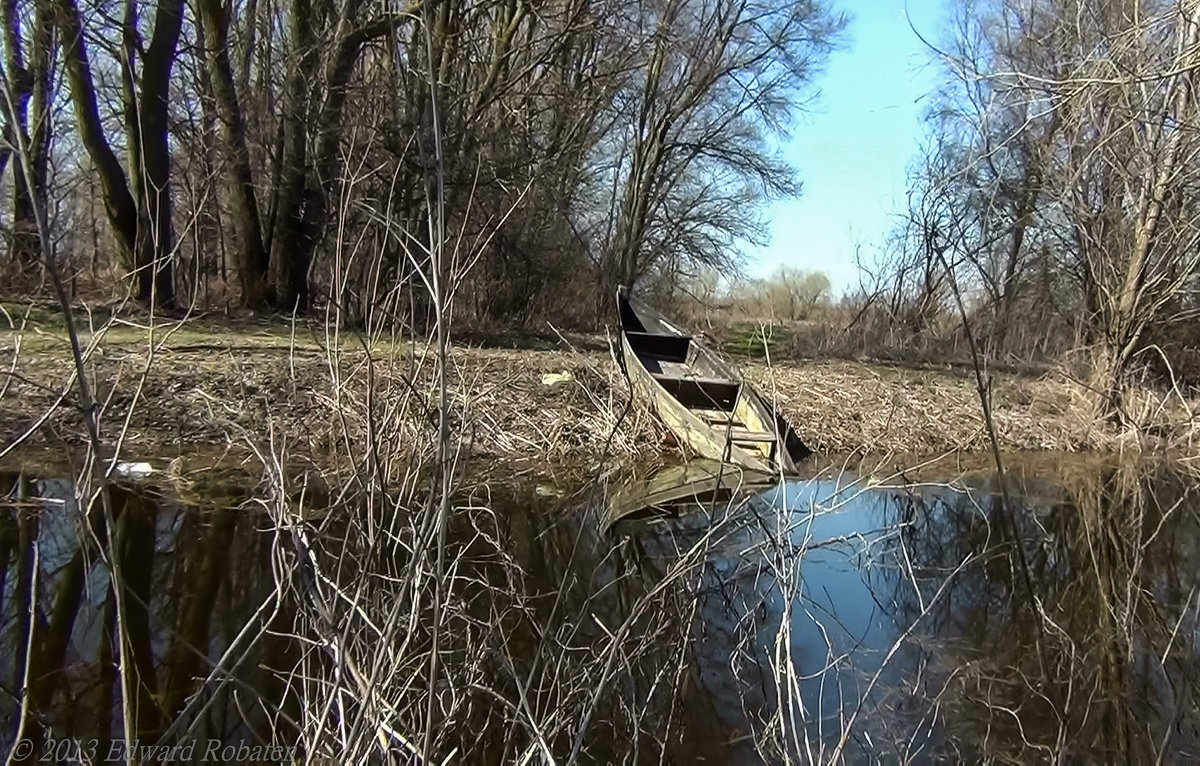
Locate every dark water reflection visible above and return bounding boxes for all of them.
[0,476,295,762]
[2,458,1198,763]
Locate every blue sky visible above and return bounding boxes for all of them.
[749,0,947,295]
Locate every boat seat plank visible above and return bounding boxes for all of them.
[618,287,809,474]
[651,373,735,386]
[694,408,742,426]
[656,360,692,377]
[652,374,739,410]
[726,429,776,443]
[627,332,692,362]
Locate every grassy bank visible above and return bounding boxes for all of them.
[1,306,1195,467]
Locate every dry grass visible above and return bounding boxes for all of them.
[4,304,1199,763]
[2,315,1195,467]
[0,323,663,472]
[750,358,1197,454]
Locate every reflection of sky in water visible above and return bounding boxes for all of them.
[643,477,935,758]
[777,480,907,737]
[4,480,191,664]
[1,474,277,753]
[637,467,1200,761]
[0,479,96,663]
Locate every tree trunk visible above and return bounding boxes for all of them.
[54,0,181,308]
[1091,3,1200,420]
[198,0,270,308]
[55,0,139,270]
[3,0,53,271]
[112,485,164,740]
[266,1,399,312]
[130,0,184,307]
[267,0,317,311]
[290,11,394,311]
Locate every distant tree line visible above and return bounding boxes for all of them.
[698,266,832,322]
[0,0,842,326]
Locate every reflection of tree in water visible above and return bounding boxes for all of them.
[298,482,744,763]
[623,486,914,762]
[875,461,1200,761]
[8,464,1194,762]
[629,496,791,758]
[0,470,744,763]
[0,474,291,755]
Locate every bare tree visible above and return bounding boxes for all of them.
[905,0,1200,414]
[0,0,53,272]
[593,0,841,301]
[54,0,185,307]
[1049,0,1200,415]
[196,0,268,307]
[0,0,841,325]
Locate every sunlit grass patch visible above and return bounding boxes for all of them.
[719,321,797,359]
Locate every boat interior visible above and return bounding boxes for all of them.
[620,297,778,462]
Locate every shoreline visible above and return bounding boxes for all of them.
[2,321,1196,467]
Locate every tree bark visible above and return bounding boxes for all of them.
[291,10,398,309]
[2,0,53,271]
[266,1,403,312]
[54,0,182,308]
[54,0,140,269]
[1091,2,1200,419]
[112,485,164,740]
[198,0,270,308]
[267,0,317,311]
[130,0,184,306]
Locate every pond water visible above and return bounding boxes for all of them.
[1,455,1198,763]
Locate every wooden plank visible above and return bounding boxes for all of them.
[652,375,740,410]
[618,287,810,474]
[694,408,741,425]
[619,311,776,473]
[656,360,692,377]
[727,428,776,443]
[626,332,692,362]
[604,459,781,530]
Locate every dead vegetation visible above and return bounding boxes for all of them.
[750,358,1198,455]
[0,322,663,470]
[2,318,1195,466]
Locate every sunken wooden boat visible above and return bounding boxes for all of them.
[616,288,809,474]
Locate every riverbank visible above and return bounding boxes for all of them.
[1,310,1195,467]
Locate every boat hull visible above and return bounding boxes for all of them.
[604,459,779,530]
[620,332,777,472]
[616,289,807,474]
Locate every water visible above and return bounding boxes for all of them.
[1,456,1198,763]
[0,476,292,763]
